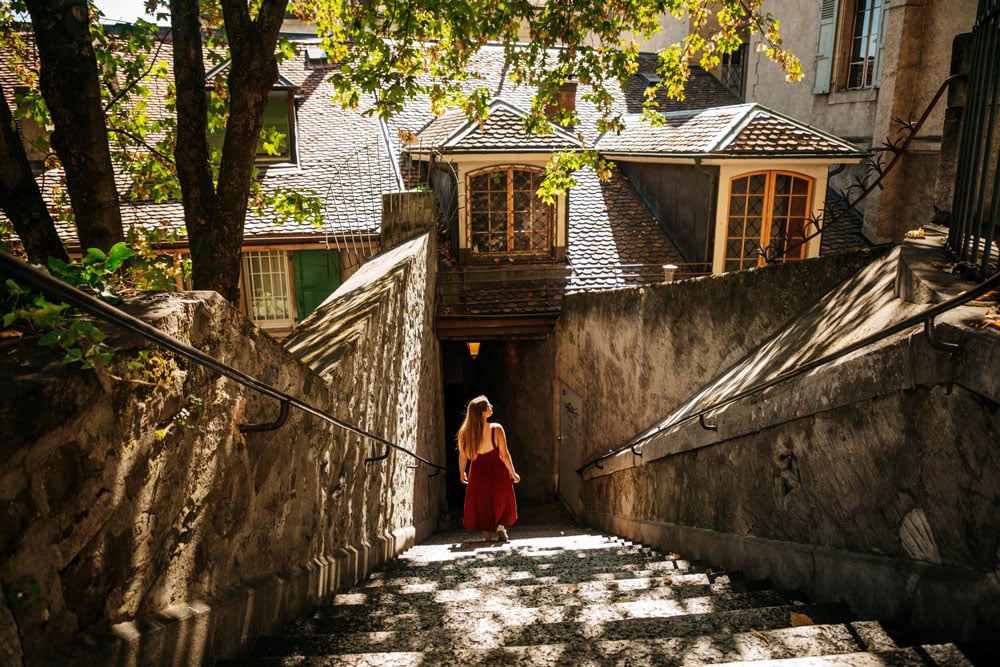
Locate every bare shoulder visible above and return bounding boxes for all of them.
[491,422,507,442]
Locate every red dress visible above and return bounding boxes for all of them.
[463,427,518,532]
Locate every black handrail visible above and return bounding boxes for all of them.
[0,251,447,473]
[577,269,1000,475]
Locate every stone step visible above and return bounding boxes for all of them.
[250,601,853,655]
[377,549,695,578]
[302,573,774,629]
[228,622,880,666]
[356,568,749,601]
[287,588,790,635]
[710,643,973,666]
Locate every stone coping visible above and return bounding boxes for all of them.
[584,230,996,481]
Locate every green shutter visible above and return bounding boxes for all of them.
[814,0,840,94]
[293,250,340,321]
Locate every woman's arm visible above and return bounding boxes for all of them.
[459,450,469,484]
[493,424,521,483]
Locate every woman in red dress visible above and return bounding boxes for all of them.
[457,396,520,542]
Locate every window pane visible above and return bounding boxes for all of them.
[242,250,293,326]
[467,168,552,255]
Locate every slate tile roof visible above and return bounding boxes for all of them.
[821,187,872,254]
[597,104,866,158]
[566,167,687,293]
[2,35,396,248]
[414,100,583,152]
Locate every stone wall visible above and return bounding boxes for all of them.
[0,233,445,666]
[552,249,882,477]
[577,245,1000,645]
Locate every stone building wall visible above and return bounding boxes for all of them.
[576,242,1000,645]
[551,249,882,482]
[0,233,444,666]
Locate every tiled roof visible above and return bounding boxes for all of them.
[566,167,686,293]
[2,35,395,247]
[413,99,583,153]
[597,104,866,158]
[623,55,742,114]
[596,106,748,155]
[821,187,872,254]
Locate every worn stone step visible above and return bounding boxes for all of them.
[356,566,745,602]
[377,548,695,578]
[363,558,711,593]
[286,588,790,636]
[251,601,851,656]
[710,643,973,666]
[230,622,877,666]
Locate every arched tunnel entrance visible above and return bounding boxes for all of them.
[440,338,559,513]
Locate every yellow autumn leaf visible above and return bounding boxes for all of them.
[790,612,814,627]
[663,577,673,585]
[568,585,579,593]
[904,227,925,239]
[607,581,619,589]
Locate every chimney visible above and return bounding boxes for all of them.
[544,81,578,123]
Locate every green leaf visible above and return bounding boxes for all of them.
[83,247,107,265]
[63,348,84,364]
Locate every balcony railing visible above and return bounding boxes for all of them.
[948,0,1000,277]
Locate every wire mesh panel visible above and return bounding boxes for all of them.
[241,250,294,328]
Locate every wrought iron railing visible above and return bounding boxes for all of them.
[0,251,446,474]
[576,268,1000,475]
[948,0,1000,277]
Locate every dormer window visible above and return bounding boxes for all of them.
[304,46,330,68]
[257,89,296,163]
[468,166,554,258]
[206,62,299,165]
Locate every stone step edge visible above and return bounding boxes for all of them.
[223,623,900,666]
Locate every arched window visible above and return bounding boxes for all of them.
[725,171,814,272]
[467,167,554,257]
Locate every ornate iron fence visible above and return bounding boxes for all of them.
[948,0,1000,277]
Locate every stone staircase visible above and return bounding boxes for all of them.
[220,523,973,666]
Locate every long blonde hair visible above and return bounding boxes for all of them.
[457,395,490,460]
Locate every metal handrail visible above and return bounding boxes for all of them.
[576,269,1000,475]
[0,251,447,473]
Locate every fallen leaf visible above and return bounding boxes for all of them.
[750,628,770,644]
[705,568,713,576]
[904,227,924,239]
[606,581,619,589]
[568,585,579,594]
[667,552,681,560]
[663,577,673,585]
[0,329,23,339]
[790,612,814,627]
[792,600,805,606]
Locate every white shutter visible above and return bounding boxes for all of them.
[872,0,890,87]
[814,0,840,94]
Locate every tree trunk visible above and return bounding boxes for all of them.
[0,85,68,264]
[171,0,287,304]
[24,0,124,253]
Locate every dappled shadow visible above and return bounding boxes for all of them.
[238,519,879,665]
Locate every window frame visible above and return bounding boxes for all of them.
[465,165,556,261]
[241,249,296,329]
[207,87,298,166]
[814,0,888,94]
[723,170,815,272]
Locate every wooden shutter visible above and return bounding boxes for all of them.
[814,0,840,94]
[872,0,890,87]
